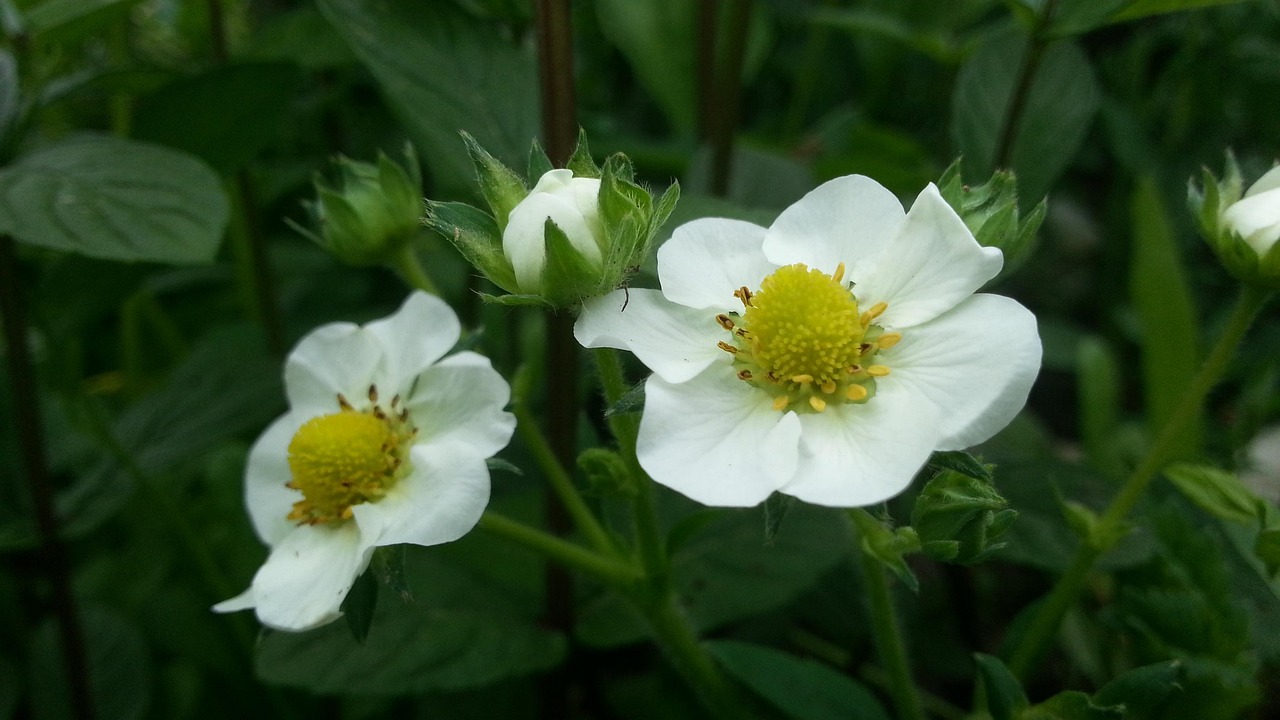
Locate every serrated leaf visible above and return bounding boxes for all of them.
[707,641,891,720]
[0,135,228,264]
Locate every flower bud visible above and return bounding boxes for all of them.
[936,159,1046,277]
[504,169,604,292]
[1190,154,1280,289]
[910,469,1016,564]
[292,145,423,266]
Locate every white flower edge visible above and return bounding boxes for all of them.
[576,175,1041,507]
[214,292,516,631]
[1223,165,1280,257]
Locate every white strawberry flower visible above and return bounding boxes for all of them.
[214,292,516,631]
[1222,165,1280,258]
[576,175,1041,507]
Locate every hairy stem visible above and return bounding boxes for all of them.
[477,511,640,586]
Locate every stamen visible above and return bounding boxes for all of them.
[772,396,790,411]
[718,341,738,354]
[809,396,827,412]
[791,374,814,384]
[820,380,836,394]
[337,393,353,411]
[368,384,378,403]
[716,314,735,330]
[390,394,400,408]
[860,302,888,326]
[877,333,902,349]
[832,262,846,283]
[737,369,753,381]
[733,286,754,308]
[845,385,868,401]
[867,365,891,377]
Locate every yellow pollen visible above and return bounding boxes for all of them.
[867,365,891,377]
[861,302,888,326]
[831,262,846,283]
[809,396,827,412]
[773,396,790,411]
[877,332,902,349]
[285,408,405,525]
[820,380,836,394]
[846,385,868,401]
[792,374,814,384]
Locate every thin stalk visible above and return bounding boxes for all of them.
[513,401,616,555]
[641,590,750,720]
[0,235,95,720]
[849,509,926,720]
[477,511,640,586]
[393,244,440,295]
[993,0,1061,170]
[709,0,752,197]
[1006,285,1272,678]
[534,0,576,163]
[696,0,719,140]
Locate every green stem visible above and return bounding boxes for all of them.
[849,510,926,720]
[993,0,1061,170]
[476,511,640,586]
[1006,284,1272,678]
[513,401,616,555]
[394,244,441,295]
[709,0,752,197]
[641,590,750,720]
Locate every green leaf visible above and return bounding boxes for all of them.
[1076,336,1125,479]
[707,641,891,720]
[256,551,566,693]
[0,135,228,264]
[951,26,1099,200]
[912,469,1014,564]
[1021,691,1124,720]
[28,606,151,720]
[24,0,144,46]
[1093,660,1185,720]
[974,653,1029,720]
[604,380,645,417]
[341,569,378,644]
[1163,463,1265,526]
[318,0,538,194]
[0,50,16,147]
[1255,529,1280,578]
[1130,179,1201,457]
[1112,0,1250,23]
[131,63,302,175]
[763,492,795,545]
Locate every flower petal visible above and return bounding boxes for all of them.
[1245,165,1280,198]
[656,218,774,309]
[504,188,604,291]
[853,184,1003,329]
[404,351,516,458]
[1224,187,1280,257]
[575,289,726,384]
[244,411,307,546]
[283,322,382,415]
[230,522,371,632]
[364,292,461,389]
[351,444,489,551]
[880,293,1041,450]
[637,371,802,507]
[762,175,906,275]
[782,397,940,507]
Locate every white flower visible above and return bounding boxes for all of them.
[503,169,604,292]
[213,292,516,631]
[1222,165,1280,257]
[575,175,1042,508]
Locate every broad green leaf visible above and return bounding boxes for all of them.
[1112,0,1250,22]
[28,606,151,720]
[318,0,538,193]
[1163,463,1265,526]
[707,641,891,720]
[577,503,850,646]
[256,551,565,693]
[1092,660,1185,720]
[1053,0,1249,35]
[1130,179,1201,457]
[951,26,1099,199]
[24,0,145,46]
[1076,336,1124,479]
[0,135,228,264]
[974,653,1029,720]
[132,63,302,175]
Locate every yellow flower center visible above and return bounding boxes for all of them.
[716,263,901,413]
[284,387,415,525]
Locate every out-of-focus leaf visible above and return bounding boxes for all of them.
[0,135,228,264]
[927,450,993,483]
[28,606,151,720]
[242,6,357,70]
[256,551,565,693]
[951,26,1099,200]
[0,655,17,720]
[763,492,795,544]
[132,63,302,175]
[0,50,16,146]
[1022,691,1124,719]
[1092,660,1185,720]
[318,0,537,193]
[973,653,1028,720]
[1053,0,1248,35]
[1163,463,1265,526]
[577,503,850,646]
[1077,336,1124,479]
[1112,0,1249,22]
[341,569,378,644]
[1130,179,1201,457]
[707,641,891,720]
[23,0,144,46]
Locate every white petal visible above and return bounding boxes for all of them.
[211,588,256,614]
[762,175,906,276]
[1245,165,1280,197]
[350,445,490,551]
[783,397,940,507]
[1224,187,1280,257]
[575,289,727,384]
[404,351,516,458]
[504,193,603,292]
[637,371,802,507]
[244,411,307,546]
[283,323,382,416]
[656,218,774,309]
[853,184,1003,329]
[241,522,372,632]
[878,294,1041,450]
[364,292,461,390]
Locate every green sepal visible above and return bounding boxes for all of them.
[565,128,601,179]
[763,493,795,545]
[1188,152,1280,290]
[851,511,921,593]
[911,468,1014,564]
[423,200,519,292]
[597,153,652,283]
[340,569,378,644]
[927,450,994,483]
[937,157,1044,276]
[478,292,552,307]
[527,139,554,182]
[377,143,422,219]
[540,218,602,305]
[577,448,635,498]
[461,130,527,231]
[604,380,645,417]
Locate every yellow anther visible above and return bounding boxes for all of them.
[809,396,827,412]
[832,262,846,283]
[791,374,814,384]
[877,332,902,349]
[867,365,891,377]
[773,396,790,411]
[860,302,888,326]
[718,341,738,354]
[845,384,868,401]
[820,380,836,394]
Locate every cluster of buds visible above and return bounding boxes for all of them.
[290,144,423,266]
[425,131,679,308]
[936,159,1047,278]
[1190,153,1280,290]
